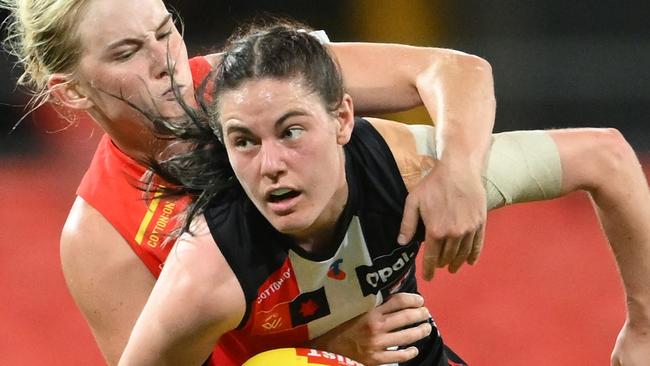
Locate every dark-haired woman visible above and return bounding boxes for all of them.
[120,24,650,366]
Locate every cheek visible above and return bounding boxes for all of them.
[228,153,255,189]
[170,34,188,57]
[307,144,343,190]
[88,70,139,97]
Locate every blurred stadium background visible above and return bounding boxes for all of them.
[1,1,649,364]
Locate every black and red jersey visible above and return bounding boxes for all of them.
[207,118,464,365]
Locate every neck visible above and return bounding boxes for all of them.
[293,176,349,256]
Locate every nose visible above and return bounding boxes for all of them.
[259,141,287,182]
[148,38,175,80]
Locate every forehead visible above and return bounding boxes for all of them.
[219,77,320,119]
[77,0,169,49]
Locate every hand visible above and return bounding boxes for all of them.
[611,320,650,365]
[398,158,486,280]
[308,293,433,366]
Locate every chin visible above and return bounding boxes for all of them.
[156,103,188,119]
[269,216,311,236]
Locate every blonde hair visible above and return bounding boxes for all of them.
[0,0,90,109]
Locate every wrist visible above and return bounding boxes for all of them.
[436,152,484,178]
[435,131,490,169]
[626,295,650,328]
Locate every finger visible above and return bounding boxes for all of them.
[371,346,419,365]
[398,195,420,245]
[468,224,485,265]
[421,236,443,281]
[379,321,433,349]
[448,231,475,273]
[379,293,424,314]
[439,236,461,268]
[382,306,431,332]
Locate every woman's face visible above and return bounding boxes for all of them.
[218,77,354,240]
[73,0,193,130]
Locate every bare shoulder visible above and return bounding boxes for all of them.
[60,196,155,365]
[159,215,245,328]
[60,196,153,285]
[365,117,413,142]
[120,215,246,363]
[365,117,436,190]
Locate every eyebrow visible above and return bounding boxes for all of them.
[224,110,310,137]
[105,14,173,51]
[224,124,251,137]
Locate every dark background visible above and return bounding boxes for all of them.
[2,0,649,154]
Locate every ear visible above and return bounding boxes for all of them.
[48,73,95,110]
[334,93,354,145]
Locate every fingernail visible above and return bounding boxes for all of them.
[397,234,407,245]
[423,270,433,281]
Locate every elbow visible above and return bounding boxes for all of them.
[458,51,492,76]
[458,53,494,98]
[584,128,639,196]
[416,49,495,99]
[441,49,493,78]
[592,128,634,177]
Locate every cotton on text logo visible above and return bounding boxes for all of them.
[257,268,292,304]
[145,201,176,248]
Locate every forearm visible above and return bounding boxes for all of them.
[330,42,495,173]
[485,128,650,320]
[582,138,650,325]
[416,49,495,174]
[549,129,650,325]
[596,187,650,326]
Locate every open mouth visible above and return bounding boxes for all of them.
[268,188,301,203]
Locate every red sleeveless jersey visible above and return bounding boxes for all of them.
[76,56,237,365]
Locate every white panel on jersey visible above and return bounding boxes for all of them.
[288,216,380,339]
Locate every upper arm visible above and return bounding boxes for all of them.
[328,42,421,114]
[482,131,563,209]
[328,42,490,115]
[120,215,245,366]
[60,196,156,366]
